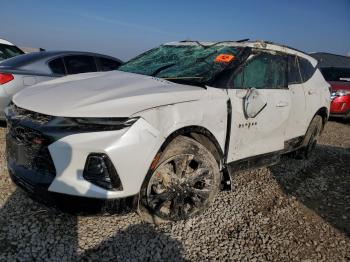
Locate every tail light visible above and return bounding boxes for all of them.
[331,90,350,99]
[0,73,14,85]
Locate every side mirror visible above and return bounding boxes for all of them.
[244,88,267,118]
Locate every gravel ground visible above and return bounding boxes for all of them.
[0,120,349,261]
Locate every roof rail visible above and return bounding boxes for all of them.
[179,40,206,47]
[179,39,310,56]
[256,40,309,56]
[180,39,250,45]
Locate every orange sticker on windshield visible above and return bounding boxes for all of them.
[214,54,235,63]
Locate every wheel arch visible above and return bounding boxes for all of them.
[314,107,328,132]
[158,125,225,168]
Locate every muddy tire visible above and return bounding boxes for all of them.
[138,135,221,224]
[295,115,323,159]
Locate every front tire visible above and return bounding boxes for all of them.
[138,135,220,223]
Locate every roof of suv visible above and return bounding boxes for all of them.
[165,40,318,66]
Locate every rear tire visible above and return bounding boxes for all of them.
[294,115,323,159]
[138,135,220,224]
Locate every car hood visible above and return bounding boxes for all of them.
[13,70,208,117]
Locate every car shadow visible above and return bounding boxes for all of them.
[78,223,186,261]
[269,144,350,237]
[0,189,186,260]
[0,138,186,260]
[0,189,78,260]
[329,117,350,125]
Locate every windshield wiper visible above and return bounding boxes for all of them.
[161,76,207,89]
[151,63,176,77]
[162,76,203,80]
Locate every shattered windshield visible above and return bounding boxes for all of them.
[119,44,242,86]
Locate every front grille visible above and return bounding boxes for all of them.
[9,104,53,124]
[7,123,56,176]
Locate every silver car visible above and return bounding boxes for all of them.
[0,51,122,120]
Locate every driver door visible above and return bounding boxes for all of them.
[226,51,292,162]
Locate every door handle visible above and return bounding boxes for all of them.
[308,90,316,95]
[276,101,289,107]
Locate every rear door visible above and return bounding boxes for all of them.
[284,55,307,139]
[226,51,292,162]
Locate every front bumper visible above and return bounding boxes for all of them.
[8,162,54,203]
[9,167,139,213]
[6,117,163,200]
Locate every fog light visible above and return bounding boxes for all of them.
[83,153,123,190]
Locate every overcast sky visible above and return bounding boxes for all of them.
[1,0,349,60]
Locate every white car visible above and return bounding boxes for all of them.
[6,40,330,222]
[0,39,24,62]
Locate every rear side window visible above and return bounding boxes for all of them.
[288,55,302,85]
[97,57,121,71]
[0,44,24,62]
[64,55,97,74]
[49,58,66,75]
[233,52,287,89]
[299,57,315,82]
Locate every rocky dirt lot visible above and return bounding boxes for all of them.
[0,120,349,261]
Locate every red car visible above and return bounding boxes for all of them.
[330,81,350,118]
[320,67,350,119]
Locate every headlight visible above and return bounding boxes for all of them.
[74,117,138,126]
[47,116,139,131]
[332,90,350,97]
[331,90,350,100]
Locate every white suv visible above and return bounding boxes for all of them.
[5,40,330,222]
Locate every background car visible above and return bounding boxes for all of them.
[0,38,24,62]
[311,52,350,120]
[0,51,122,120]
[322,68,350,120]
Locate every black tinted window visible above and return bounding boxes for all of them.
[320,67,350,82]
[288,55,302,84]
[64,55,97,74]
[97,57,121,71]
[49,58,66,75]
[233,52,287,89]
[0,44,24,62]
[299,57,315,82]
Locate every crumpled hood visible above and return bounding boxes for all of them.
[13,70,207,117]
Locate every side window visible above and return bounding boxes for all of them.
[97,57,121,71]
[64,55,97,74]
[269,54,287,88]
[233,52,287,89]
[299,57,315,82]
[48,58,66,75]
[288,55,302,85]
